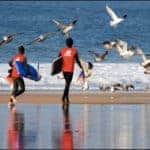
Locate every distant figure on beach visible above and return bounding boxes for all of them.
[8,46,27,108]
[58,38,83,104]
[76,59,93,91]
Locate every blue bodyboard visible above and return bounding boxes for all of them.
[15,61,41,81]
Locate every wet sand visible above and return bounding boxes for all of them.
[1,92,150,148]
[1,92,150,104]
[1,103,150,149]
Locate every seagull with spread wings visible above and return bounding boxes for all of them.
[0,33,23,47]
[51,19,77,37]
[105,39,141,59]
[28,30,59,44]
[136,48,150,74]
[102,39,143,59]
[106,5,127,27]
[88,50,109,62]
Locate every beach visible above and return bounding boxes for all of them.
[1,91,150,104]
[1,91,150,149]
[0,1,150,148]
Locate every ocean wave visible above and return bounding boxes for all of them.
[0,63,150,92]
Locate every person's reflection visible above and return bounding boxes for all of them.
[7,106,24,150]
[61,104,73,150]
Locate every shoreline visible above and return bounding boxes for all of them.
[1,88,150,94]
[1,91,150,104]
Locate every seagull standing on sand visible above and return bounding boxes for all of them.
[0,33,22,47]
[99,83,134,92]
[99,83,124,92]
[88,50,109,62]
[51,19,77,37]
[106,5,127,27]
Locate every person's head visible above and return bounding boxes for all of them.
[66,38,73,48]
[18,46,25,54]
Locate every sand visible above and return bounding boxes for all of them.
[0,91,150,104]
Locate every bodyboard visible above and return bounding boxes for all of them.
[15,61,41,81]
[51,56,62,75]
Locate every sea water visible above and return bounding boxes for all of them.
[0,1,150,91]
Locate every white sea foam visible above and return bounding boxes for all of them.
[0,63,150,92]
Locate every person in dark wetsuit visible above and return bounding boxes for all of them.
[8,46,27,108]
[59,38,83,104]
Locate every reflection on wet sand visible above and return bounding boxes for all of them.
[61,104,73,150]
[73,104,89,148]
[73,104,150,149]
[0,104,150,148]
[7,107,24,150]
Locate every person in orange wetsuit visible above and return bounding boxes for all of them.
[8,46,27,108]
[61,104,73,150]
[59,38,83,104]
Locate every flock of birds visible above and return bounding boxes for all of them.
[0,4,150,76]
[91,39,150,75]
[99,83,135,92]
[87,5,150,75]
[0,18,77,47]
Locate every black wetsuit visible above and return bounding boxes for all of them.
[12,77,25,97]
[62,72,73,102]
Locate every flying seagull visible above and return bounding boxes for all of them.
[51,19,77,37]
[0,33,23,47]
[102,40,116,50]
[28,30,59,45]
[106,5,127,27]
[105,39,142,59]
[137,48,150,74]
[88,50,109,62]
[113,39,135,59]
